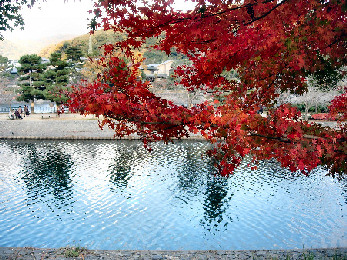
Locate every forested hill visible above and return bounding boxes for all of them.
[39,30,187,65]
[39,30,120,58]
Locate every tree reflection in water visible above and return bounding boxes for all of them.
[174,143,233,231]
[108,150,134,191]
[107,143,145,192]
[10,142,74,214]
[201,176,233,231]
[175,145,207,196]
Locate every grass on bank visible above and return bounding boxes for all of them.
[62,246,87,258]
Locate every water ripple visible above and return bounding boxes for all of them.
[0,140,345,250]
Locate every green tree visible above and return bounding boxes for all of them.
[17,54,46,103]
[43,52,70,104]
[66,46,84,62]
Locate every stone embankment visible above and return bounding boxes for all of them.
[0,247,346,260]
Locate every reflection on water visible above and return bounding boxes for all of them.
[202,176,232,230]
[0,140,345,250]
[8,143,74,214]
[108,145,138,191]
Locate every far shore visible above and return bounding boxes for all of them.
[0,112,341,141]
[0,113,205,140]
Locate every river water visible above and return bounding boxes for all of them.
[0,140,345,250]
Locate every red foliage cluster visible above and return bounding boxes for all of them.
[329,91,347,121]
[311,113,337,121]
[69,0,346,177]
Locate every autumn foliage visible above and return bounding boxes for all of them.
[68,0,346,177]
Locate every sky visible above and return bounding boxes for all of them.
[3,0,95,41]
[3,0,196,42]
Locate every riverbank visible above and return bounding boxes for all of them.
[0,113,206,140]
[0,247,346,259]
[0,113,122,140]
[0,112,340,141]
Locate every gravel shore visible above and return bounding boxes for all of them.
[0,113,340,140]
[0,113,120,140]
[0,113,205,140]
[0,247,346,260]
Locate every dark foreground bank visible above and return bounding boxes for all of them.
[0,247,346,259]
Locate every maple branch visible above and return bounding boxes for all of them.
[249,132,345,144]
[318,35,346,56]
[197,0,279,20]
[151,0,287,32]
[244,0,290,26]
[191,38,218,45]
[249,133,291,143]
[70,0,347,177]
[105,116,339,144]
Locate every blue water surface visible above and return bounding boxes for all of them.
[0,140,345,250]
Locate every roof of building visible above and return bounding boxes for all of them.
[146,64,159,69]
[146,60,174,70]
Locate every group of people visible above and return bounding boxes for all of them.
[9,105,30,120]
[9,104,65,119]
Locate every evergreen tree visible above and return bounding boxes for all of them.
[66,46,83,62]
[17,54,46,102]
[17,53,72,105]
[43,52,70,104]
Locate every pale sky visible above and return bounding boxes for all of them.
[4,0,196,42]
[4,0,95,41]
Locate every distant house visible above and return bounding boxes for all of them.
[0,100,58,114]
[8,60,20,68]
[80,57,88,62]
[41,58,50,64]
[34,99,57,113]
[10,67,18,74]
[7,60,21,74]
[142,60,174,79]
[5,66,18,74]
[0,102,30,113]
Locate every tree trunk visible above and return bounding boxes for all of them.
[304,101,309,121]
[31,100,35,114]
[29,69,32,88]
[187,91,194,108]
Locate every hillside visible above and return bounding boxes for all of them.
[39,30,187,64]
[0,34,77,60]
[39,30,124,58]
[0,39,28,60]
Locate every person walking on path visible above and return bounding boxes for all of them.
[24,105,29,117]
[18,106,23,117]
[14,109,22,120]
